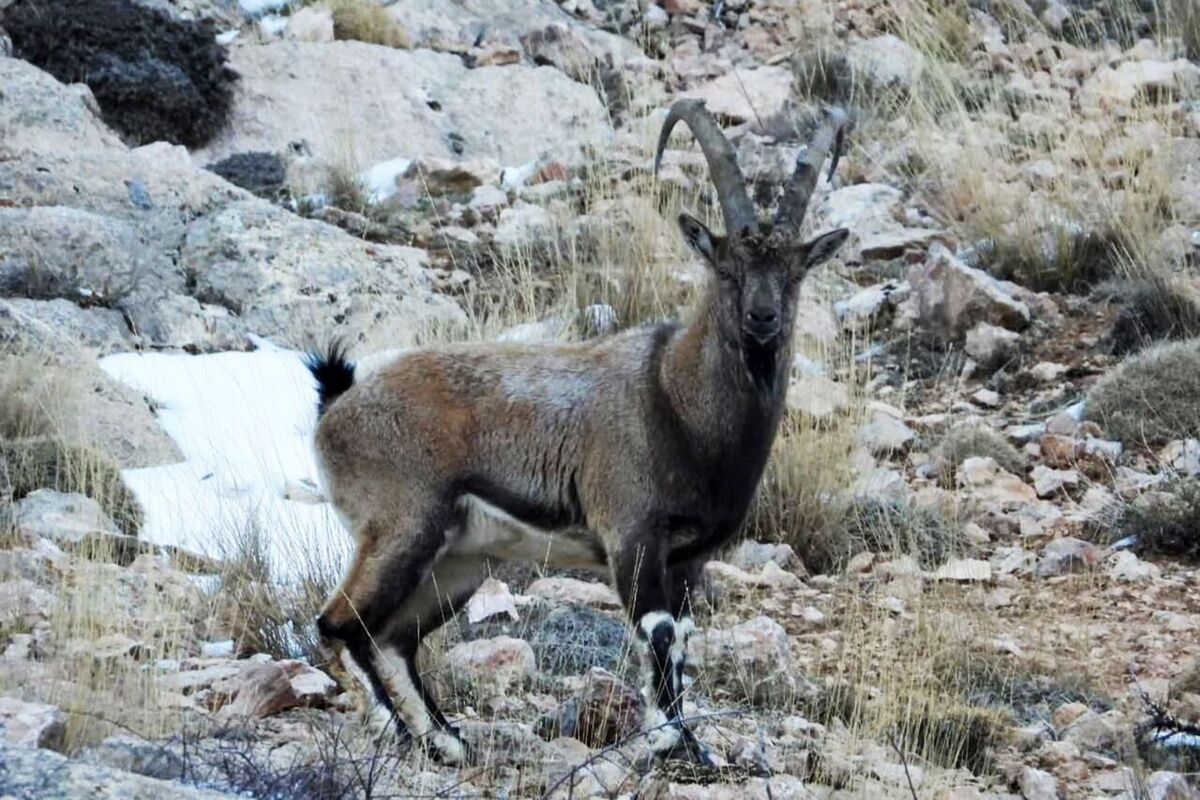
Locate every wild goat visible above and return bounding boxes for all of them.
[306,98,850,766]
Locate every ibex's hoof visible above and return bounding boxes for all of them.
[423,726,469,766]
[653,725,714,767]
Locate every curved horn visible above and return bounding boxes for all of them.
[774,107,848,233]
[654,98,757,239]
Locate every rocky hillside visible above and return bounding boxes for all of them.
[1,0,1199,797]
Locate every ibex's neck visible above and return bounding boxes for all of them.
[659,286,790,460]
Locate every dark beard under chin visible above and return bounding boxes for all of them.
[742,340,779,392]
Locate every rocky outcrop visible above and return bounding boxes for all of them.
[193,41,613,169]
[0,55,467,353]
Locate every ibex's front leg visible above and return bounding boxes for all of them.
[613,539,713,766]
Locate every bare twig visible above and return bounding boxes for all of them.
[887,727,920,800]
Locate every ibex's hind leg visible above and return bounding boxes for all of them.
[316,515,445,745]
[612,538,713,766]
[375,553,490,766]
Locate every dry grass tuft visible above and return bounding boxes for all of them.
[840,498,963,569]
[209,521,331,662]
[323,0,409,49]
[1085,338,1200,446]
[747,408,863,573]
[0,352,77,441]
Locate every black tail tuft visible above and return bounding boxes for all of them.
[304,340,356,418]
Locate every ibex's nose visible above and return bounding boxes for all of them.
[743,308,781,344]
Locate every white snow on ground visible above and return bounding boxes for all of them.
[99,338,352,582]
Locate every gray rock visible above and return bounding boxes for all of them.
[0,740,240,799]
[445,636,536,711]
[1018,766,1059,800]
[13,490,128,549]
[809,183,938,263]
[0,299,132,356]
[194,42,613,169]
[79,734,186,782]
[964,321,1020,368]
[1036,537,1102,578]
[457,600,629,678]
[846,34,927,91]
[689,616,813,705]
[903,244,1030,339]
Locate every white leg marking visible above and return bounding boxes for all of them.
[376,646,467,765]
[374,646,434,736]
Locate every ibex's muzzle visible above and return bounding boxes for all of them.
[743,308,782,346]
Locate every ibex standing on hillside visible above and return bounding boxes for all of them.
[307,99,850,766]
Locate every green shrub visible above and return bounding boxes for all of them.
[1084,338,1200,446]
[324,0,409,48]
[0,438,141,537]
[839,499,961,569]
[1116,480,1200,559]
[933,425,1025,477]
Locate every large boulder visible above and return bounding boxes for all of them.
[193,41,613,169]
[901,244,1031,339]
[181,200,466,350]
[808,183,939,262]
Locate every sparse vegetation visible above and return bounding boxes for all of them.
[209,522,330,662]
[977,226,1135,295]
[1085,338,1200,446]
[747,408,863,574]
[2,0,236,147]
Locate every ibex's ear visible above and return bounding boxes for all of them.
[803,228,850,268]
[678,212,718,265]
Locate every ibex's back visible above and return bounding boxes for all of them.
[309,98,851,767]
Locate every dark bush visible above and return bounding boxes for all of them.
[1104,277,1200,355]
[205,152,288,201]
[3,0,236,147]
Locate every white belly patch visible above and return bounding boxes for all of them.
[448,494,607,571]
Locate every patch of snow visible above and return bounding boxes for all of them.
[501,160,538,189]
[99,339,350,582]
[215,30,241,45]
[360,158,412,204]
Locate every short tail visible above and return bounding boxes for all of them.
[304,340,356,418]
